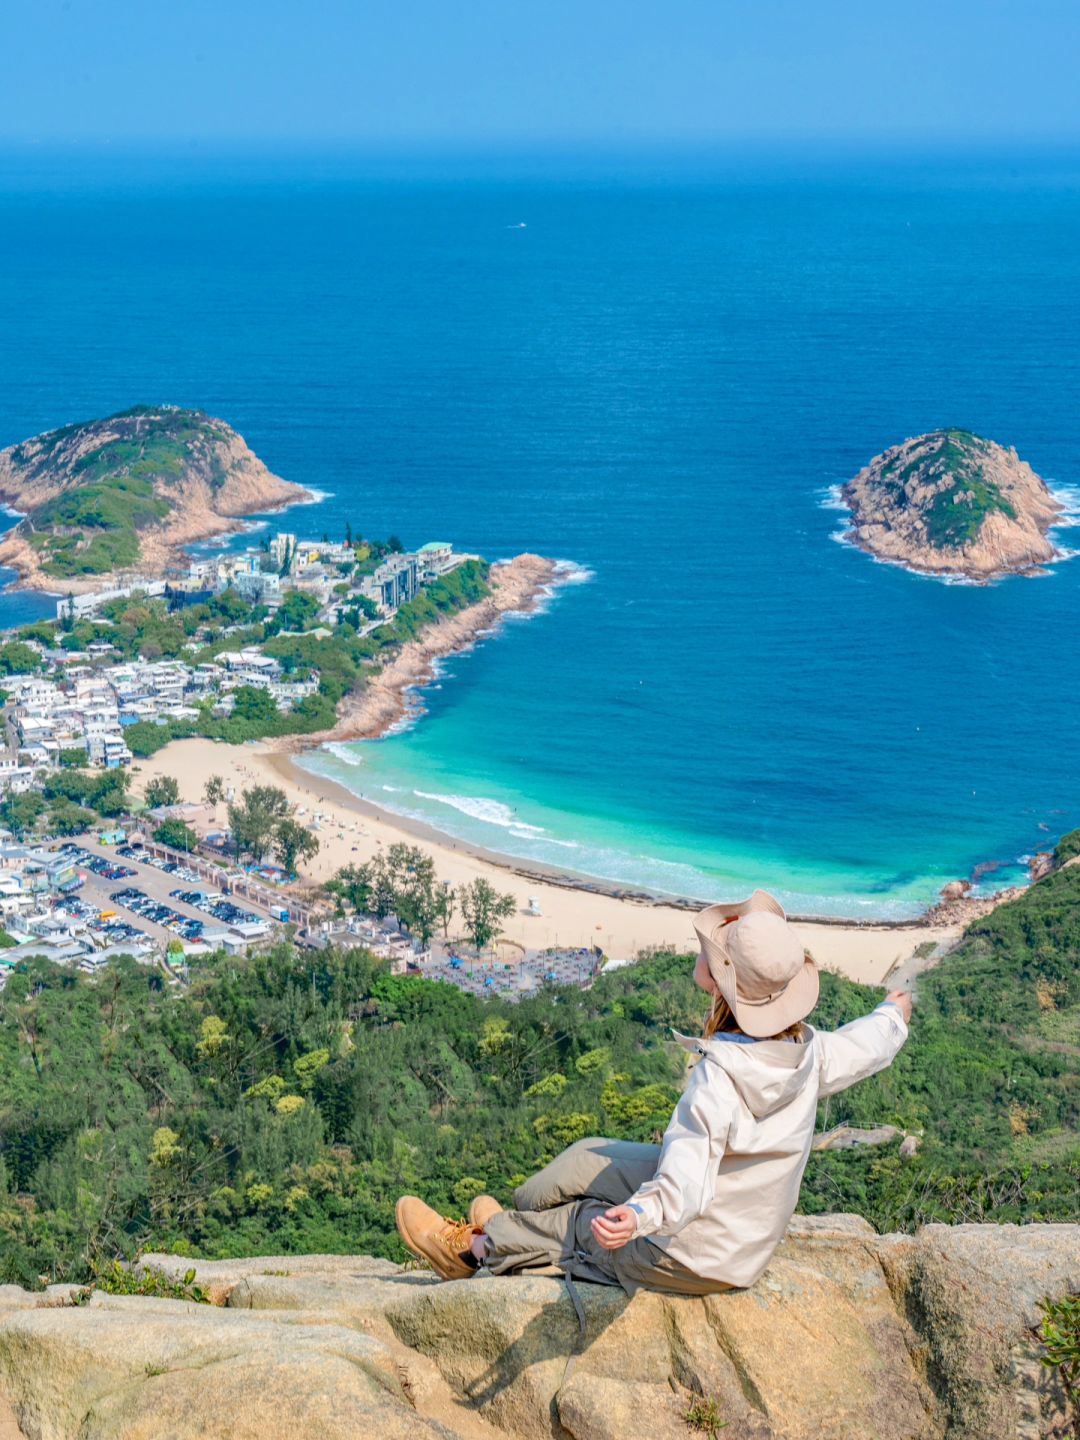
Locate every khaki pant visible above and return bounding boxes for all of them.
[483,1137,730,1297]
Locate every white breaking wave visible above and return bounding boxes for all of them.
[384,709,425,737]
[288,487,334,507]
[414,790,547,834]
[323,742,364,767]
[1042,484,1080,570]
[1049,484,1080,527]
[816,484,850,513]
[551,559,595,584]
[293,755,938,919]
[524,558,596,619]
[194,519,266,550]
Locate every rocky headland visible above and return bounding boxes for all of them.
[295,552,560,745]
[841,429,1063,581]
[1,1218,1077,1440]
[0,406,311,593]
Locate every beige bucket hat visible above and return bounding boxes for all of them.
[694,889,818,1038]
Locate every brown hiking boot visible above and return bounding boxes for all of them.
[395,1196,480,1280]
[468,1194,503,1230]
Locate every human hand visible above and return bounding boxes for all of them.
[885,989,913,1023]
[590,1205,637,1250]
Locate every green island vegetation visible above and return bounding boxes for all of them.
[5,407,247,579]
[1,853,1077,1287]
[6,558,489,755]
[878,428,1018,549]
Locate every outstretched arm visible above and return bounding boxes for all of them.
[816,989,911,1097]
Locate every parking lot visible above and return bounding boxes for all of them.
[59,837,273,950]
[46,885,151,953]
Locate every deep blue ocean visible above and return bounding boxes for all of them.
[2,146,1079,916]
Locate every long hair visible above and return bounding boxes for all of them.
[702,972,810,1043]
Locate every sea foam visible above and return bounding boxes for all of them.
[286,487,334,508]
[1049,483,1080,525]
[413,790,547,834]
[323,741,364,767]
[816,484,850,513]
[551,559,595,584]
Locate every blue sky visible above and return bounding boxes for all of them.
[4,0,1079,146]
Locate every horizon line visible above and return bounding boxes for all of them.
[3,134,1080,156]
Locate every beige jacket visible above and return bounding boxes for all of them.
[625,1002,909,1288]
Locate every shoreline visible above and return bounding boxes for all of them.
[269,553,1026,937]
[275,749,945,930]
[4,502,1019,974]
[136,736,967,985]
[130,545,1025,979]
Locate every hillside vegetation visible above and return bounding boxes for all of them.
[1,863,1077,1287]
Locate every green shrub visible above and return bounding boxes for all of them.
[1037,1293,1080,1430]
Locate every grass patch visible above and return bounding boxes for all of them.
[685,1397,727,1437]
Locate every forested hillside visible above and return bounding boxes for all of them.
[1,864,1078,1286]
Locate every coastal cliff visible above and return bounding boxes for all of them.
[841,429,1062,581]
[1,1219,1077,1440]
[0,406,310,591]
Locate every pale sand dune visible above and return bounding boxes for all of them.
[135,738,960,987]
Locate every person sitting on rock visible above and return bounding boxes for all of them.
[395,890,912,1295]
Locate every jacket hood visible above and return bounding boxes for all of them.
[672,1027,818,1119]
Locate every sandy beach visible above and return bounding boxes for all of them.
[135,736,962,986]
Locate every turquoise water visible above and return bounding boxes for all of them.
[2,147,1080,916]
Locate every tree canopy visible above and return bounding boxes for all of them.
[144,775,180,809]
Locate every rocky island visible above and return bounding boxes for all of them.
[841,429,1063,581]
[0,405,311,592]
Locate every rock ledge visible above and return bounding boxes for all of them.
[1,1217,1077,1440]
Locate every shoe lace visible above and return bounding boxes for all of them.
[435,1217,473,1255]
